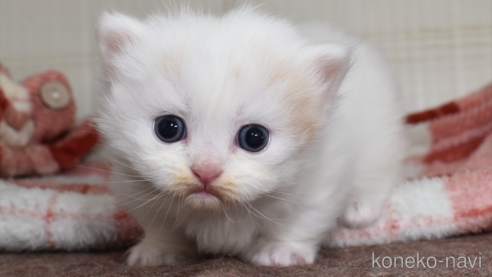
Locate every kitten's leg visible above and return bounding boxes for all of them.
[339,193,386,229]
[240,207,329,267]
[339,164,400,229]
[126,227,195,266]
[112,175,196,266]
[242,239,319,267]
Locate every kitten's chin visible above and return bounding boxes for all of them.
[184,191,222,211]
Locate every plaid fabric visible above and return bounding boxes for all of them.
[328,83,492,247]
[0,163,142,251]
[1,84,491,251]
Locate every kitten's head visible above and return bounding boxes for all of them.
[96,8,349,211]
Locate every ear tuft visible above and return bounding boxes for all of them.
[306,43,350,98]
[98,12,144,58]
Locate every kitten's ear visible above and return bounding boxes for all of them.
[97,12,144,65]
[305,43,350,100]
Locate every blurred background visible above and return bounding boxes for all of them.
[0,0,491,121]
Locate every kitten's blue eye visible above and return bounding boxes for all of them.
[154,115,186,143]
[237,124,269,152]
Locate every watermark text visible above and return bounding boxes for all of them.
[372,252,482,269]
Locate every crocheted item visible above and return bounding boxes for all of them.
[0,63,100,177]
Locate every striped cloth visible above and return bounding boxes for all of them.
[1,84,491,251]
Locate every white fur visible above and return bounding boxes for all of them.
[95,8,405,267]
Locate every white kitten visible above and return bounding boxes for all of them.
[95,7,405,267]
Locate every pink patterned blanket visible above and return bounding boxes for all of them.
[1,84,491,251]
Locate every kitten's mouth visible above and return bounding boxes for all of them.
[191,189,216,198]
[185,189,222,211]
[170,177,238,211]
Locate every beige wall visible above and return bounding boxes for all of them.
[1,0,491,120]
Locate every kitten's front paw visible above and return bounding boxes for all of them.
[126,241,186,267]
[248,243,317,267]
[340,200,382,229]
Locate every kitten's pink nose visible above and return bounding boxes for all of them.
[192,165,222,188]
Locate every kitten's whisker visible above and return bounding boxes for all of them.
[139,191,166,230]
[271,190,300,197]
[241,201,258,232]
[172,197,184,229]
[148,193,168,231]
[112,191,167,233]
[100,179,158,184]
[232,203,243,223]
[72,165,141,178]
[222,206,235,224]
[114,178,172,205]
[245,202,282,226]
[113,186,156,202]
[261,193,306,206]
[159,194,176,234]
[120,226,146,246]
[237,201,253,225]
[121,190,164,213]
[117,187,161,206]
[118,195,158,202]
[97,152,142,173]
